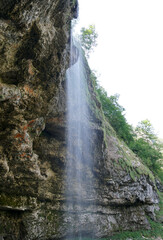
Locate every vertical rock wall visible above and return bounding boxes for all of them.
[0,1,160,239]
[0,0,78,239]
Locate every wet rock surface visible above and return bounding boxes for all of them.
[0,0,160,239]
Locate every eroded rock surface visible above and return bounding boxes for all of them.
[0,0,160,239]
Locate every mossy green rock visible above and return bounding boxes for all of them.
[0,0,160,239]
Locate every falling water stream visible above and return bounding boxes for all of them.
[65,29,95,239]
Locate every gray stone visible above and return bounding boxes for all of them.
[0,0,161,239]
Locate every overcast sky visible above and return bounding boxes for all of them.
[76,0,163,138]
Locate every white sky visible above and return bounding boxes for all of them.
[76,0,163,138]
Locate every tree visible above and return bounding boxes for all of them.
[96,85,134,145]
[130,138,162,167]
[135,119,156,143]
[130,120,163,181]
[92,71,163,182]
[80,25,98,58]
[135,119,163,152]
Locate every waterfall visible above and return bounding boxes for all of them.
[65,30,95,239]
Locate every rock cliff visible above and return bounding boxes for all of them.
[0,0,160,239]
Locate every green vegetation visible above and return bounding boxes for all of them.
[80,25,163,183]
[92,74,163,238]
[156,191,163,222]
[109,219,163,239]
[116,138,156,183]
[96,86,134,145]
[92,74,163,184]
[112,220,161,239]
[68,216,163,239]
[130,120,163,182]
[67,219,163,240]
[80,25,98,58]
[79,25,163,240]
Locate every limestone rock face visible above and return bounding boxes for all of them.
[0,0,77,239]
[0,0,159,239]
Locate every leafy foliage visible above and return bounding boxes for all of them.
[79,26,162,182]
[135,119,157,143]
[91,71,163,183]
[96,85,134,145]
[80,25,98,58]
[78,26,163,239]
[130,120,163,182]
[130,138,161,167]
